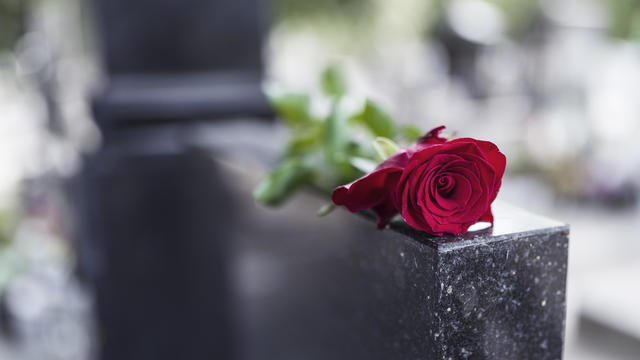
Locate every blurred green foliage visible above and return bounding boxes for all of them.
[373,137,400,162]
[0,208,14,249]
[0,208,20,292]
[352,100,395,139]
[604,0,640,40]
[273,0,542,43]
[254,66,422,208]
[484,0,540,37]
[0,0,27,52]
[273,0,374,26]
[272,0,640,42]
[253,159,314,206]
[425,0,541,38]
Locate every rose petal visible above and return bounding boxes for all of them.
[417,126,448,145]
[479,207,494,223]
[453,138,506,179]
[372,200,398,229]
[331,150,408,228]
[400,180,435,233]
[332,126,505,236]
[440,164,485,221]
[436,174,455,196]
[435,172,472,210]
[426,164,482,220]
[379,150,411,169]
[403,126,449,158]
[332,147,409,212]
[449,138,506,202]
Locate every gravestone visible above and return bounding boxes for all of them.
[213,145,569,360]
[388,203,568,359]
[78,0,270,359]
[77,0,569,359]
[89,0,271,131]
[76,119,569,360]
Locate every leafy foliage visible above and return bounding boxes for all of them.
[254,66,425,209]
[321,65,347,98]
[373,137,400,162]
[253,159,313,206]
[351,100,395,139]
[604,0,640,40]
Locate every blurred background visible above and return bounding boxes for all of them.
[0,0,640,359]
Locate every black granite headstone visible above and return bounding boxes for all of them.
[80,1,271,359]
[79,0,569,358]
[89,0,271,131]
[75,119,569,360]
[216,153,569,360]
[92,0,265,75]
[76,142,236,360]
[390,204,568,359]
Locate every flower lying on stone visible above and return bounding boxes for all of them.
[331,126,506,235]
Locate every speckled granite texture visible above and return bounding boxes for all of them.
[379,202,569,360]
[410,203,569,360]
[234,172,569,360]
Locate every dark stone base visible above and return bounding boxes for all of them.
[228,164,569,360]
[424,204,568,359]
[77,132,568,360]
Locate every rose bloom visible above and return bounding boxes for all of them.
[331,126,506,235]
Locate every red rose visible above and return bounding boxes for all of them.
[331,126,506,235]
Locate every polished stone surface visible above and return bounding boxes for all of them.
[389,201,567,250]
[93,0,265,75]
[222,159,569,360]
[78,123,569,359]
[432,211,568,359]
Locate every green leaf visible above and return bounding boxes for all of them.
[323,101,347,165]
[325,114,358,180]
[268,91,312,127]
[316,203,337,217]
[373,137,400,161]
[253,159,313,206]
[355,100,395,138]
[307,157,343,191]
[400,124,423,142]
[350,157,378,173]
[321,65,346,98]
[285,123,323,156]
